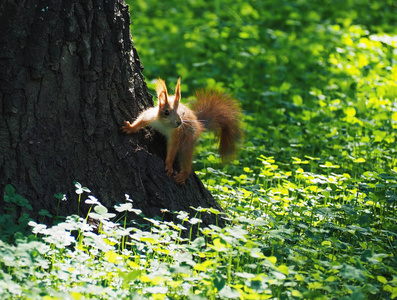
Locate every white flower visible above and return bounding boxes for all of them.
[125,194,133,203]
[74,182,91,194]
[28,221,47,234]
[85,195,100,205]
[115,203,133,212]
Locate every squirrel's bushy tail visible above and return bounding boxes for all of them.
[192,89,243,161]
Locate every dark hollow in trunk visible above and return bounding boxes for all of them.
[0,0,223,230]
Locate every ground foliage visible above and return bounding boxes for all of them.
[1,0,397,299]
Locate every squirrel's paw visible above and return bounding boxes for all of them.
[165,163,173,177]
[121,121,135,134]
[174,172,188,185]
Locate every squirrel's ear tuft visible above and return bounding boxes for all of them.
[174,77,181,103]
[156,78,168,107]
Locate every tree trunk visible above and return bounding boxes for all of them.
[0,0,223,229]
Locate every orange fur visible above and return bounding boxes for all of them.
[122,78,242,184]
[192,89,242,160]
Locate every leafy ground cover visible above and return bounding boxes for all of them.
[1,0,397,299]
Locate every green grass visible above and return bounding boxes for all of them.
[1,0,397,299]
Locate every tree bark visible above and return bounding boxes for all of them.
[0,0,223,228]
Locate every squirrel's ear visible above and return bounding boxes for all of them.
[156,78,168,107]
[174,77,181,103]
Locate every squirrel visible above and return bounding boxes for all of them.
[122,77,242,185]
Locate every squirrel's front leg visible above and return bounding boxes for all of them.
[121,118,149,134]
[121,121,139,134]
[174,142,194,185]
[165,130,180,177]
[121,108,157,134]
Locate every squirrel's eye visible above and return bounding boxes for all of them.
[164,110,170,115]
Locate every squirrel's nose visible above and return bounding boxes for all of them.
[176,120,182,127]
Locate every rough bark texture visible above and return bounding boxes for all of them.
[0,0,223,228]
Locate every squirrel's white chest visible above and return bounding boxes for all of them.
[150,119,173,140]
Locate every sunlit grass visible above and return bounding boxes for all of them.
[1,0,397,299]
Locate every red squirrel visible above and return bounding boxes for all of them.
[122,78,242,185]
